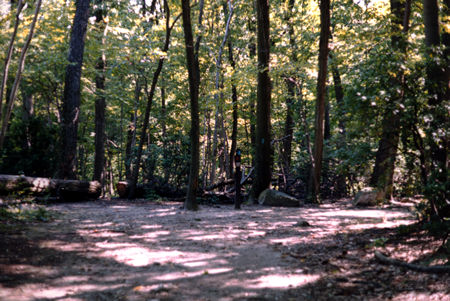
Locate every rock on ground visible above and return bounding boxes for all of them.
[258,189,301,207]
[353,187,384,207]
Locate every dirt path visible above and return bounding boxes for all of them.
[1,200,449,300]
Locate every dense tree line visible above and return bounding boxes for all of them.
[0,0,447,217]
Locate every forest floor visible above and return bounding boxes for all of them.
[0,198,449,301]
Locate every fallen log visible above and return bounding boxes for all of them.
[374,250,450,274]
[0,174,101,201]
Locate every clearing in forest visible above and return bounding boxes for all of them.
[0,199,449,300]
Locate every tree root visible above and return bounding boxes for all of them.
[374,250,450,274]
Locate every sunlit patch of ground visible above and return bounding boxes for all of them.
[0,199,448,300]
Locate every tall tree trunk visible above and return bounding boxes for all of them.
[228,41,238,177]
[370,0,411,199]
[0,0,24,125]
[60,0,91,180]
[282,77,295,175]
[330,53,347,196]
[281,0,297,177]
[182,0,200,210]
[0,0,42,150]
[128,0,178,198]
[422,0,449,217]
[210,1,233,185]
[160,80,170,183]
[125,79,140,181]
[248,3,257,166]
[93,0,107,184]
[309,0,330,203]
[250,0,272,203]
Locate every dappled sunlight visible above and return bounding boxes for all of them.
[248,273,320,289]
[96,244,181,267]
[270,236,307,246]
[31,283,124,300]
[92,240,220,268]
[141,224,162,230]
[129,230,171,241]
[155,267,233,282]
[40,240,87,252]
[3,200,442,300]
[303,207,415,232]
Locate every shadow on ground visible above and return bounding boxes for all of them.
[0,200,448,300]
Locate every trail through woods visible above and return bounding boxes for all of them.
[1,199,449,300]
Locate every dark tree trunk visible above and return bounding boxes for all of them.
[422,0,449,216]
[125,80,140,181]
[182,0,200,210]
[331,57,346,135]
[309,0,330,203]
[283,77,295,173]
[281,0,297,175]
[60,0,91,180]
[247,4,256,166]
[93,0,106,184]
[161,80,170,183]
[228,42,238,177]
[330,54,347,196]
[370,0,411,199]
[250,0,272,203]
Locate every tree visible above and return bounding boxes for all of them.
[370,0,411,199]
[422,0,449,217]
[228,40,238,178]
[309,0,330,203]
[210,0,234,185]
[280,0,297,180]
[60,0,91,180]
[250,0,272,203]
[0,0,25,133]
[128,0,180,198]
[181,0,200,210]
[0,0,42,150]
[93,0,107,185]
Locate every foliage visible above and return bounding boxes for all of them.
[0,204,56,223]
[0,0,446,216]
[0,115,59,177]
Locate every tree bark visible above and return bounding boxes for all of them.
[182,0,200,210]
[0,0,42,150]
[422,0,449,216]
[281,0,297,176]
[250,0,272,203]
[125,79,140,181]
[309,0,330,203]
[0,0,24,126]
[210,1,233,186]
[330,52,347,196]
[247,2,257,166]
[0,174,101,200]
[374,251,450,274]
[93,0,107,184]
[228,41,238,177]
[60,0,91,180]
[370,0,411,199]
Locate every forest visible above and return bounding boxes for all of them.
[0,0,448,212]
[0,0,449,299]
